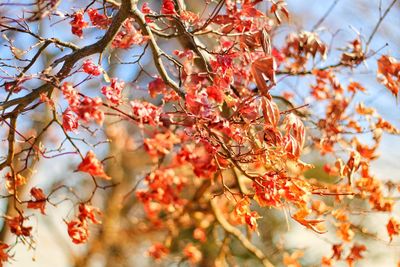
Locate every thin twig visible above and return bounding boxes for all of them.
[366,0,398,47]
[210,199,275,267]
[311,0,340,31]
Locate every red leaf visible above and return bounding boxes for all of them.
[346,244,366,267]
[0,243,9,264]
[7,215,32,237]
[82,59,102,76]
[148,77,166,98]
[70,10,88,38]
[62,109,78,132]
[206,85,224,103]
[261,98,280,128]
[387,217,400,241]
[66,219,89,244]
[78,203,101,224]
[27,187,46,214]
[251,56,276,95]
[292,208,326,234]
[77,151,110,180]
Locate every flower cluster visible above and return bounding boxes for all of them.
[61,82,104,126]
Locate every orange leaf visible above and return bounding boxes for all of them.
[27,187,47,214]
[292,208,326,234]
[387,217,400,241]
[251,56,276,95]
[77,151,110,180]
[261,98,280,128]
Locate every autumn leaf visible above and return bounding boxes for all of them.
[261,98,280,128]
[283,250,304,267]
[337,222,354,242]
[0,243,9,264]
[66,219,89,244]
[148,77,167,98]
[377,55,400,97]
[27,187,47,214]
[7,215,32,237]
[292,208,327,234]
[270,1,290,24]
[387,217,400,241]
[346,244,366,267]
[78,203,102,224]
[77,151,111,180]
[331,243,343,260]
[251,56,276,95]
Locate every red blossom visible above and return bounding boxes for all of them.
[82,59,102,76]
[175,144,218,178]
[87,8,111,29]
[70,10,87,38]
[233,197,261,231]
[62,109,79,132]
[185,90,212,116]
[173,49,195,60]
[61,82,79,107]
[179,10,199,24]
[62,83,103,125]
[2,1,400,264]
[211,55,234,73]
[272,47,286,65]
[161,0,176,15]
[142,3,155,23]
[143,132,180,158]
[244,211,261,231]
[206,85,224,103]
[239,101,259,121]
[101,78,125,105]
[142,3,152,14]
[130,100,160,125]
[112,19,148,49]
[136,169,187,218]
[77,150,110,179]
[74,97,104,125]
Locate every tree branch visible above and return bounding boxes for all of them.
[130,8,186,99]
[210,199,275,267]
